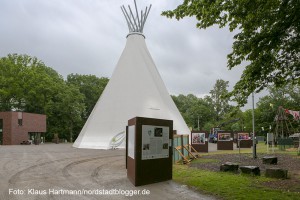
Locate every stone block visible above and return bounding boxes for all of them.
[262,156,278,164]
[220,162,239,172]
[240,166,260,176]
[265,168,288,179]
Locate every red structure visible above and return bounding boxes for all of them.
[0,112,46,145]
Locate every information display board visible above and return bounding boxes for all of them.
[217,131,233,150]
[191,131,208,152]
[126,117,173,186]
[142,125,169,160]
[267,133,274,143]
[236,132,252,148]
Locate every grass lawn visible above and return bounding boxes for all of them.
[204,141,299,156]
[173,165,299,200]
[173,142,300,200]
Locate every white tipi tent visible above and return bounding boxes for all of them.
[73,1,190,149]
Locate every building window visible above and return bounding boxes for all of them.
[18,112,23,126]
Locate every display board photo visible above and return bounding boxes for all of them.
[238,132,250,140]
[192,132,205,144]
[218,133,231,141]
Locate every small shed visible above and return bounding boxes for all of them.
[0,112,46,145]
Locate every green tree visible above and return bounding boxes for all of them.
[203,121,215,132]
[0,54,86,141]
[208,79,232,122]
[172,94,214,130]
[171,80,234,131]
[0,54,64,113]
[255,83,300,134]
[186,98,213,130]
[66,74,109,120]
[46,84,85,142]
[162,0,300,106]
[220,107,244,131]
[243,109,254,132]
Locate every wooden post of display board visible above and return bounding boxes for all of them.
[127,117,173,186]
[217,131,233,150]
[191,131,208,152]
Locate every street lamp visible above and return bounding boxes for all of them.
[252,93,257,159]
[198,116,200,130]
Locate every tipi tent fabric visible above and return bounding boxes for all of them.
[73,33,190,149]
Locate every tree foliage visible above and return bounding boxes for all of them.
[172,79,246,132]
[0,54,65,113]
[254,83,300,135]
[162,0,300,106]
[208,79,232,121]
[171,79,238,131]
[66,74,109,120]
[0,54,108,141]
[172,94,214,130]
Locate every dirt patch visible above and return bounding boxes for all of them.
[190,153,300,192]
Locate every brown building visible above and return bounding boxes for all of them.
[0,112,46,145]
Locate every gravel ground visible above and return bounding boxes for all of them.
[0,143,216,200]
[190,152,300,192]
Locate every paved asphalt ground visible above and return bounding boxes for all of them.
[0,144,216,200]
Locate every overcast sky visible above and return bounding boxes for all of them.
[0,0,264,109]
